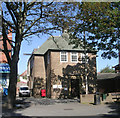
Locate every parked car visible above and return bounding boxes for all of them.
[19,86,30,97]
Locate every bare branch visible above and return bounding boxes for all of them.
[42,2,54,7]
[2,17,16,30]
[40,4,42,18]
[2,21,11,65]
[7,39,15,49]
[5,3,17,27]
[22,17,42,36]
[27,2,37,10]
[23,27,59,38]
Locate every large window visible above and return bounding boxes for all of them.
[60,52,68,62]
[71,52,78,62]
[81,53,88,63]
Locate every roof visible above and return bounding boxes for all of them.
[113,64,120,70]
[20,70,27,76]
[33,34,97,55]
[97,73,120,80]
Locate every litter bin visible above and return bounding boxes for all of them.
[94,92,101,105]
[41,89,46,97]
[102,94,106,101]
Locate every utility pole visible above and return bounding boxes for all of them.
[118,39,120,65]
[118,39,120,73]
[83,30,88,94]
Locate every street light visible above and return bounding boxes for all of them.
[83,31,88,95]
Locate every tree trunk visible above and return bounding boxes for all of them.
[7,60,18,109]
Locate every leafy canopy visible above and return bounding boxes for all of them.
[53,2,120,59]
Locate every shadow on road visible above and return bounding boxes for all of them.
[2,96,120,118]
[2,96,32,117]
[98,101,120,118]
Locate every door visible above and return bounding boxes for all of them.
[71,79,80,98]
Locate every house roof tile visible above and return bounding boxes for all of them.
[33,35,96,55]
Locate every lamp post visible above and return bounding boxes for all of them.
[83,30,88,95]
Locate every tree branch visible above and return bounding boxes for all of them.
[5,2,17,27]
[6,38,15,49]
[23,27,59,38]
[2,21,11,65]
[22,17,42,37]
[42,2,54,7]
[2,17,16,30]
[27,2,36,10]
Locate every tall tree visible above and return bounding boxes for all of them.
[1,2,75,109]
[67,2,120,59]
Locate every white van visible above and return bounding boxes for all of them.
[19,86,30,97]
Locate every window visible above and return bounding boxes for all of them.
[81,53,88,63]
[71,52,78,62]
[60,52,68,62]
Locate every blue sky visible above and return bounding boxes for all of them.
[18,32,118,74]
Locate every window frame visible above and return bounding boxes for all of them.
[81,53,88,63]
[60,51,68,62]
[70,52,78,63]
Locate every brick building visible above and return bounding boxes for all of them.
[0,29,12,89]
[97,73,120,93]
[27,33,97,99]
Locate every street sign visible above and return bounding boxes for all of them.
[0,63,10,73]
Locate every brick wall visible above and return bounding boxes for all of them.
[0,30,12,63]
[50,51,96,99]
[34,56,46,79]
[32,55,46,97]
[29,50,97,99]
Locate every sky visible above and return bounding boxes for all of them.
[2,2,118,74]
[18,32,119,75]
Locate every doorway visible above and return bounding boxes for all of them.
[71,79,80,98]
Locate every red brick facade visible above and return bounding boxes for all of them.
[0,30,12,63]
[28,50,97,98]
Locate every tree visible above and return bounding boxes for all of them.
[100,66,115,73]
[1,2,75,109]
[67,2,120,59]
[23,75,27,80]
[49,2,119,94]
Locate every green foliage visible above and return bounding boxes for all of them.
[67,2,120,59]
[17,78,20,82]
[17,74,20,82]
[23,75,27,80]
[100,66,115,73]
[1,2,76,108]
[1,2,119,107]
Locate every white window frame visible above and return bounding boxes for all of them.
[81,53,88,63]
[60,51,68,62]
[70,52,78,63]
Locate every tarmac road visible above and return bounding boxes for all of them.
[2,96,120,117]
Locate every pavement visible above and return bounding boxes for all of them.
[2,96,120,117]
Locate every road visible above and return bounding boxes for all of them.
[2,96,120,117]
